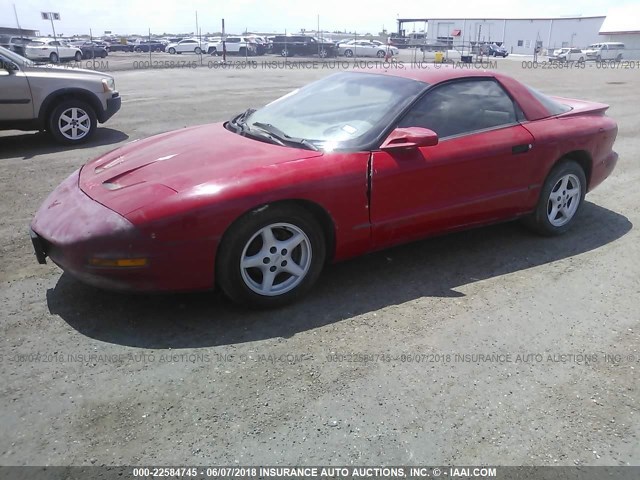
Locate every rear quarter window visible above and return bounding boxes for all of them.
[525,85,572,116]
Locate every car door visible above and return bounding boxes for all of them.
[177,40,191,52]
[370,78,537,248]
[0,54,34,120]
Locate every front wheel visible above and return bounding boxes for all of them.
[344,49,354,57]
[523,161,586,236]
[280,48,290,57]
[47,100,97,145]
[318,48,328,58]
[216,204,326,308]
[74,51,83,62]
[377,50,386,58]
[168,47,176,54]
[194,47,202,54]
[49,52,59,63]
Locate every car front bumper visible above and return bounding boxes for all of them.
[30,169,158,291]
[99,93,121,123]
[30,169,217,293]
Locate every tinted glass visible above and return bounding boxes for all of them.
[398,79,518,138]
[525,85,572,116]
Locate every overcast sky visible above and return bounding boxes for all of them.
[0,0,636,36]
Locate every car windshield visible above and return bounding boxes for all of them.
[239,72,427,150]
[0,45,34,66]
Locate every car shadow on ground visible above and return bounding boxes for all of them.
[47,202,632,349]
[0,128,129,160]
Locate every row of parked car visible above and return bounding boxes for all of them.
[0,35,110,62]
[548,42,625,62]
[162,35,400,58]
[1,33,401,62]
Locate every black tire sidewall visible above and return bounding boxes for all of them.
[48,100,97,145]
[216,205,326,308]
[527,161,587,236]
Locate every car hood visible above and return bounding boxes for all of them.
[22,64,111,79]
[79,123,324,216]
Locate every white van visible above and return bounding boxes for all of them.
[585,42,625,61]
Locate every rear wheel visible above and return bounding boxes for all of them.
[377,50,386,58]
[216,204,326,308]
[49,52,59,63]
[48,100,97,145]
[344,49,354,57]
[194,47,202,54]
[280,48,290,57]
[523,161,586,236]
[319,48,328,58]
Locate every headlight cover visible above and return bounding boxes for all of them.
[102,77,116,92]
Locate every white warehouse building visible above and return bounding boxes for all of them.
[397,16,606,54]
[598,8,640,59]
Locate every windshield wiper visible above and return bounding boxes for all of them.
[251,122,319,151]
[231,108,256,132]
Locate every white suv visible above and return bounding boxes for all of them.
[210,36,257,56]
[165,38,208,55]
[24,38,83,63]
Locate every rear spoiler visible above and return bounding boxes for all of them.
[551,96,610,117]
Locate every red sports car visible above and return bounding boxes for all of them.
[30,68,618,307]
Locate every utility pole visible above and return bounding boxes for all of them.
[13,4,23,36]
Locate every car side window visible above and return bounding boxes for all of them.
[398,79,518,139]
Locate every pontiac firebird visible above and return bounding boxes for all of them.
[30,68,618,307]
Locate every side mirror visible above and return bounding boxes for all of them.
[1,61,19,73]
[380,127,439,151]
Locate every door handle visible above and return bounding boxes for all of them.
[512,144,532,154]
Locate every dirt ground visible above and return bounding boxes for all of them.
[0,55,638,467]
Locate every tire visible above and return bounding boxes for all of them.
[377,50,386,58]
[578,57,584,63]
[239,47,246,56]
[168,47,176,54]
[134,47,142,53]
[209,47,217,55]
[280,48,289,57]
[522,160,586,236]
[49,52,59,63]
[216,204,327,308]
[344,49,354,58]
[319,48,328,58]
[101,51,107,58]
[47,100,97,145]
[596,55,602,62]
[616,54,622,61]
[74,51,82,62]
[195,47,202,54]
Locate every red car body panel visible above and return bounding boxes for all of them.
[30,67,619,292]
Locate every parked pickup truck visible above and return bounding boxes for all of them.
[0,46,121,144]
[270,35,336,57]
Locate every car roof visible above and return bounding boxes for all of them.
[374,65,501,84]
[354,66,552,120]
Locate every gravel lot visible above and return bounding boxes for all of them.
[0,55,638,467]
